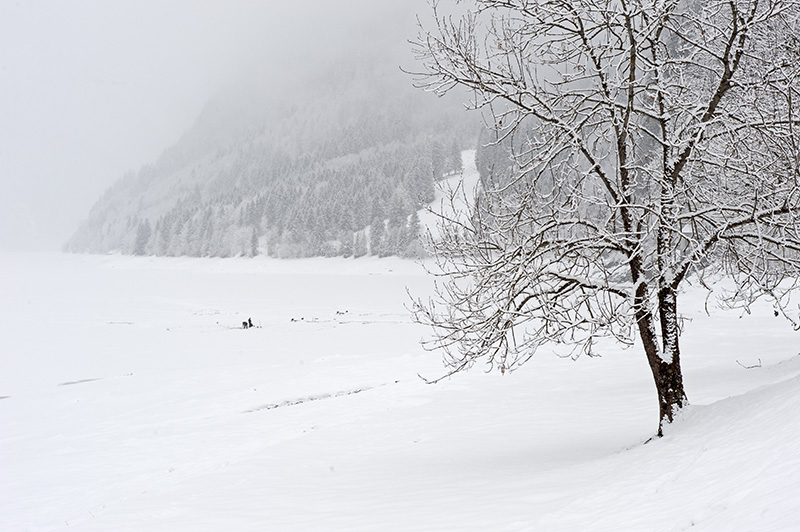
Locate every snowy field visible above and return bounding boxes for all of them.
[2,251,800,531]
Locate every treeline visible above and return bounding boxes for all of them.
[131,139,463,258]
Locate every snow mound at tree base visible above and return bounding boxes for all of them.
[534,357,800,532]
[658,363,800,530]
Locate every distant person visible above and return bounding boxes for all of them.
[248,317,253,328]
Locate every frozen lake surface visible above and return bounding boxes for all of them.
[1,252,799,531]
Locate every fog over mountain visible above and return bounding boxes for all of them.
[1,0,469,253]
[65,49,476,258]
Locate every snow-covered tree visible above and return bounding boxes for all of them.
[369,216,386,256]
[250,226,259,257]
[412,0,800,436]
[353,230,369,258]
[431,140,446,180]
[132,219,151,256]
[446,139,463,175]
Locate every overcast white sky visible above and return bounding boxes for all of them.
[0,0,425,251]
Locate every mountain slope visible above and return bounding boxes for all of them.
[65,54,476,258]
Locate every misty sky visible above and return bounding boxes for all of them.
[0,0,427,251]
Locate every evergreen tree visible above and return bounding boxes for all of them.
[155,216,172,256]
[133,220,151,256]
[250,226,259,257]
[369,216,385,256]
[447,140,463,175]
[340,230,354,258]
[430,140,444,180]
[387,193,407,230]
[353,231,368,258]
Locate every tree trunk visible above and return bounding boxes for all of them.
[634,282,688,437]
[649,354,687,437]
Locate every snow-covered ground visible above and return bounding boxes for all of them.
[2,251,799,531]
[418,149,482,240]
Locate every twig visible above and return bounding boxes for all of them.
[736,358,762,369]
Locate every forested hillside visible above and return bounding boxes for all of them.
[65,54,477,258]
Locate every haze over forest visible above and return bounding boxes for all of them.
[65,50,477,258]
[1,1,478,254]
